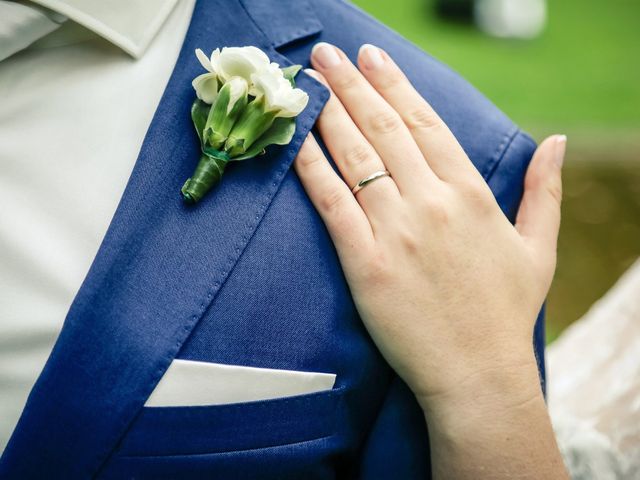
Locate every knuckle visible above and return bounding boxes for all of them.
[422,197,450,224]
[461,180,494,210]
[343,144,375,168]
[397,228,421,254]
[405,106,441,132]
[297,149,324,169]
[319,188,347,214]
[333,72,360,91]
[376,69,404,90]
[362,250,392,284]
[369,111,403,135]
[545,178,563,204]
[463,181,485,199]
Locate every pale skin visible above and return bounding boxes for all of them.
[294,42,569,479]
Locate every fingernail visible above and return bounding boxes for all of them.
[304,68,319,78]
[304,68,327,87]
[359,44,384,69]
[311,42,341,69]
[554,135,567,168]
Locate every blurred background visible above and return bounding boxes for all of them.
[352,0,640,341]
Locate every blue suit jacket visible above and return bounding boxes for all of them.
[0,0,545,478]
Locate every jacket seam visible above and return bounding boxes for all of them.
[482,126,520,182]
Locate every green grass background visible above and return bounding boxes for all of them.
[352,0,640,340]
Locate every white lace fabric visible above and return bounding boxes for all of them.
[548,258,640,479]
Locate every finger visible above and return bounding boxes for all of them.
[304,68,402,224]
[294,134,375,258]
[515,135,566,278]
[357,44,482,185]
[310,42,437,194]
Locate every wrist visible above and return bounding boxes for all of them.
[416,349,544,425]
[416,351,567,480]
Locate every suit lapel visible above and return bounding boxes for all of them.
[0,0,328,477]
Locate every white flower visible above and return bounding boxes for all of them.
[192,46,272,104]
[192,48,221,104]
[217,46,270,82]
[193,48,308,116]
[250,63,309,117]
[195,47,220,74]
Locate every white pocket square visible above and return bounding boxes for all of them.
[145,359,337,407]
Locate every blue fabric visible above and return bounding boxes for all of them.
[0,0,545,478]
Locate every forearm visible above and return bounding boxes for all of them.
[419,353,568,480]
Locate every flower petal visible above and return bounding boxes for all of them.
[250,69,282,104]
[192,72,219,104]
[225,76,249,114]
[275,88,309,117]
[195,48,213,72]
[209,48,221,72]
[251,64,309,117]
[218,46,270,82]
[245,46,271,63]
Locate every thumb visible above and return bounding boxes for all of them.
[515,135,567,277]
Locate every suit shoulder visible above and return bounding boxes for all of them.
[309,0,526,176]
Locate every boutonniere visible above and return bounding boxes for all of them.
[181,46,309,204]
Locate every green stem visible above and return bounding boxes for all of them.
[181,153,227,204]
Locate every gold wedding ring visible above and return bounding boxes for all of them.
[351,170,392,195]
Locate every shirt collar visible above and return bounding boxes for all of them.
[28,0,179,58]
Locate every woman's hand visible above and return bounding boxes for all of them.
[294,42,568,479]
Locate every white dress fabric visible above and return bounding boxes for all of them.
[548,258,640,479]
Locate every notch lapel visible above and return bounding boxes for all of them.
[0,0,328,477]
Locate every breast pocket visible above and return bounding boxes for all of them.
[115,386,345,458]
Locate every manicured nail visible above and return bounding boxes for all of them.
[554,135,567,168]
[304,68,327,86]
[312,42,341,69]
[304,68,319,78]
[359,44,384,69]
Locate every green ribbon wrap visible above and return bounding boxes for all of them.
[181,150,230,204]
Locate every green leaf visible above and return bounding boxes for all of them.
[191,99,211,145]
[281,64,302,87]
[232,116,296,161]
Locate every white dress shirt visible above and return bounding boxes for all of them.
[0,0,195,452]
